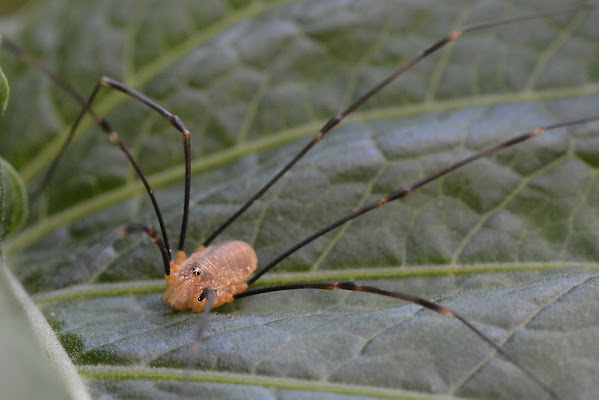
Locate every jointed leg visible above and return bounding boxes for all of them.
[234,281,559,399]
[114,224,171,275]
[35,72,193,257]
[97,77,193,255]
[247,114,599,285]
[179,288,214,399]
[1,39,174,268]
[201,3,599,247]
[61,76,193,256]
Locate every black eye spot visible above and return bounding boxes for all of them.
[198,288,219,302]
[192,267,201,276]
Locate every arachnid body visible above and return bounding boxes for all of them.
[163,242,257,312]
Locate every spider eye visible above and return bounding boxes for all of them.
[192,267,202,276]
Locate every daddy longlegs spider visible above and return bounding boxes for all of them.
[2,1,599,399]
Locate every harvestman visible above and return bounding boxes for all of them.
[2,3,599,399]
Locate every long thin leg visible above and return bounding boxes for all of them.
[201,3,599,247]
[178,288,214,399]
[248,114,599,285]
[21,74,193,257]
[28,85,93,202]
[30,75,194,257]
[1,39,173,269]
[96,77,192,256]
[234,281,560,399]
[92,223,171,275]
[116,224,171,274]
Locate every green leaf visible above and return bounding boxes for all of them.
[1,1,599,399]
[0,39,8,116]
[0,67,7,116]
[0,36,29,240]
[0,157,27,240]
[0,264,89,400]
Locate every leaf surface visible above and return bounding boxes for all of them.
[1,1,598,399]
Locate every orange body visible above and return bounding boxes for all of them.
[162,241,258,312]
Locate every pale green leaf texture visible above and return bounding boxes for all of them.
[1,1,598,399]
[0,53,8,115]
[0,265,71,400]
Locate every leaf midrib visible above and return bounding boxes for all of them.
[31,262,599,304]
[79,364,469,400]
